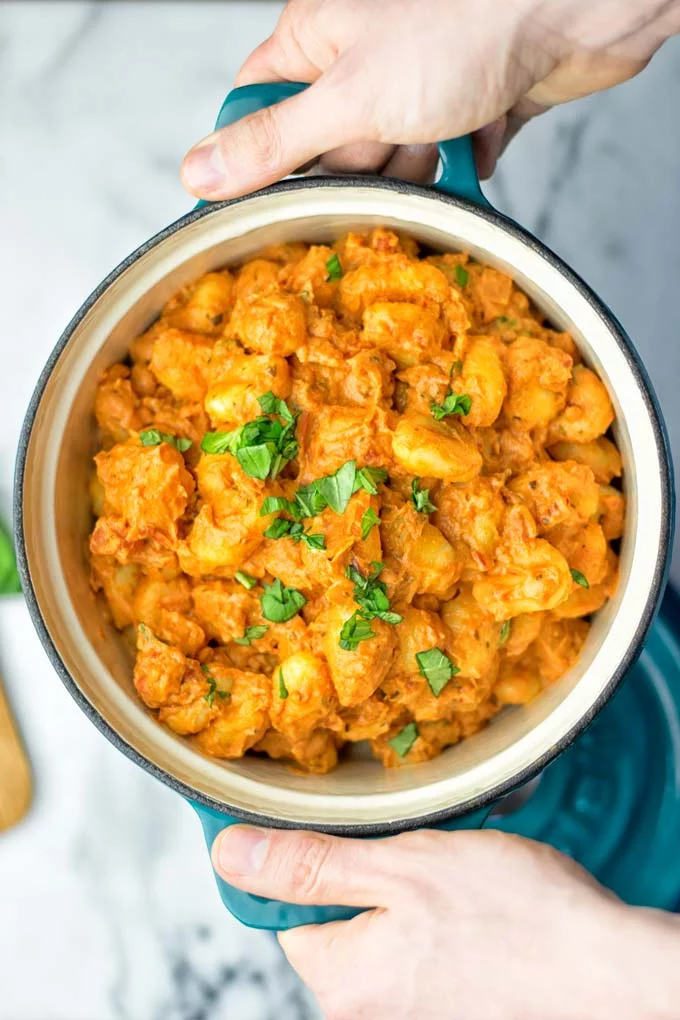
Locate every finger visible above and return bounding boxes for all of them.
[472,118,507,180]
[318,141,396,175]
[382,143,439,185]
[211,825,406,907]
[236,32,321,88]
[181,66,374,199]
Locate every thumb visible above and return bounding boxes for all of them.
[211,824,415,908]
[180,61,372,200]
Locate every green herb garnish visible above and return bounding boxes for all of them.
[278,667,289,700]
[571,569,590,589]
[411,478,436,515]
[140,430,192,452]
[450,360,463,378]
[264,517,326,550]
[353,465,388,496]
[202,665,229,704]
[325,253,343,282]
[233,624,269,647]
[260,578,306,623]
[234,570,258,590]
[388,722,419,757]
[454,265,469,288]
[346,562,403,626]
[201,394,298,480]
[499,620,511,645]
[339,612,377,651]
[314,460,358,515]
[260,460,387,522]
[360,508,380,541]
[415,648,459,696]
[430,392,472,421]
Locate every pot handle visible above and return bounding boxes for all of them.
[213,83,489,207]
[189,799,491,930]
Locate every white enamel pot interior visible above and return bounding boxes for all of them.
[16,178,672,834]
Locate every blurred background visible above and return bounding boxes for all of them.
[1,2,679,1018]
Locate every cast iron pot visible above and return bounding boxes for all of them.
[15,85,674,929]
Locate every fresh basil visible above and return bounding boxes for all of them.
[278,667,289,700]
[140,429,192,452]
[353,465,388,496]
[260,578,306,623]
[314,459,357,515]
[454,265,469,288]
[571,569,590,589]
[411,478,436,515]
[202,665,230,704]
[234,570,258,590]
[346,562,403,626]
[388,722,419,757]
[339,612,376,651]
[499,620,511,645]
[360,508,380,541]
[264,516,326,550]
[234,624,269,647]
[430,391,472,421]
[257,391,294,422]
[325,253,343,281]
[415,647,459,696]
[201,396,299,480]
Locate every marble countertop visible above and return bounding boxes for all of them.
[1,3,679,1017]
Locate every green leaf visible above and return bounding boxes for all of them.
[278,667,289,700]
[301,531,326,551]
[264,517,294,540]
[234,624,269,647]
[257,391,294,423]
[450,360,463,377]
[499,620,511,645]
[325,253,343,281]
[264,516,326,550]
[415,647,459,697]
[260,578,307,623]
[353,465,388,496]
[346,562,402,626]
[411,478,436,515]
[571,568,590,589]
[260,495,298,518]
[293,483,328,519]
[314,460,357,514]
[234,570,258,590]
[339,612,376,651]
[140,429,192,452]
[201,429,241,455]
[454,265,469,288]
[360,508,380,541]
[236,443,273,480]
[0,522,21,595]
[430,391,472,421]
[388,722,419,757]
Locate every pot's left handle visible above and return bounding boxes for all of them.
[189,800,491,931]
[212,83,489,207]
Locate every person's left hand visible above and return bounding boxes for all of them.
[211,824,680,1020]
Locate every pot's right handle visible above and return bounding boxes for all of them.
[213,83,490,207]
[190,800,491,931]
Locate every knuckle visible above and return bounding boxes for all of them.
[290,835,333,898]
[240,107,283,172]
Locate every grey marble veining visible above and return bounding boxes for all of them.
[1,2,680,1018]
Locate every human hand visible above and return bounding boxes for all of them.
[212,825,680,1020]
[181,0,680,197]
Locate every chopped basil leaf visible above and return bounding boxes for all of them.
[339,611,376,650]
[201,402,299,480]
[353,465,388,496]
[411,478,436,515]
[234,624,269,647]
[346,562,403,626]
[140,429,192,452]
[361,507,380,541]
[450,360,463,377]
[264,516,326,550]
[260,495,298,517]
[430,391,472,421]
[388,722,419,757]
[325,253,343,281]
[293,482,328,519]
[571,568,590,589]
[264,517,294,540]
[278,667,289,700]
[314,459,357,514]
[499,620,511,645]
[257,391,294,423]
[260,578,306,623]
[454,265,469,288]
[301,531,326,551]
[415,647,459,696]
[234,570,258,590]
[203,667,230,704]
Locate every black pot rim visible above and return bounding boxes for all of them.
[13,175,674,836]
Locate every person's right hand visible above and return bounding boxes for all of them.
[181,0,680,198]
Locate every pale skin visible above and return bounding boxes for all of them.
[182,1,680,1015]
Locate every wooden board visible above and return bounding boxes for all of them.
[0,680,32,831]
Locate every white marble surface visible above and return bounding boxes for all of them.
[1,2,680,1018]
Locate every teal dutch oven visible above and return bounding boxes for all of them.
[15,85,673,931]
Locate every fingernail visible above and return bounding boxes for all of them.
[214,826,269,875]
[182,141,226,193]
